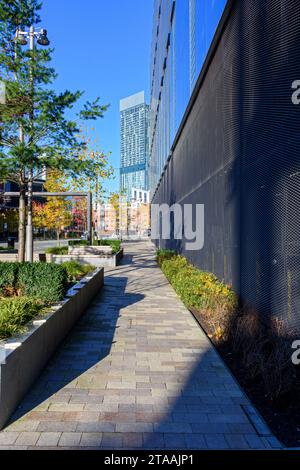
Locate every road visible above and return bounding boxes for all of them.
[0,237,149,252]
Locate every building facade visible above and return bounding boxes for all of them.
[96,203,117,236]
[131,187,150,204]
[149,0,227,193]
[129,188,150,237]
[120,91,150,201]
[128,201,150,238]
[151,0,300,333]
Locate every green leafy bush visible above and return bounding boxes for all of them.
[46,246,68,255]
[0,262,18,295]
[157,252,298,403]
[68,240,88,247]
[69,239,121,254]
[156,249,176,265]
[158,253,237,335]
[0,297,45,340]
[17,263,68,303]
[94,239,121,254]
[160,255,190,282]
[61,260,95,282]
[0,262,68,303]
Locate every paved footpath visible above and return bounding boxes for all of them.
[0,242,281,449]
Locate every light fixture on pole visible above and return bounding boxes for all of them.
[37,29,50,46]
[15,28,28,46]
[16,27,50,47]
[16,25,50,262]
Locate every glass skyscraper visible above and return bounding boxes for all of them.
[120,91,150,201]
[149,0,227,194]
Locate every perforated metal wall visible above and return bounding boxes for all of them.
[152,0,300,332]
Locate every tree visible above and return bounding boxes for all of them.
[69,127,114,237]
[70,128,114,202]
[0,0,108,260]
[32,200,47,239]
[108,191,128,236]
[33,169,72,243]
[32,201,45,230]
[72,197,87,234]
[108,192,120,235]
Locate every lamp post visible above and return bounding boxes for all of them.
[15,26,50,262]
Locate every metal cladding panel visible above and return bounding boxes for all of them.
[152,0,300,333]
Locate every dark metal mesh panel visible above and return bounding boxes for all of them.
[152,0,300,333]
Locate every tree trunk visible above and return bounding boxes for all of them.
[57,229,60,246]
[18,184,26,262]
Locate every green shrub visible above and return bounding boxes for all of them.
[0,261,68,302]
[161,255,190,282]
[158,252,297,402]
[94,239,121,254]
[0,296,45,340]
[46,246,68,255]
[68,239,121,254]
[156,249,176,265]
[17,263,68,303]
[61,260,95,282]
[0,262,18,295]
[159,254,237,338]
[68,240,88,247]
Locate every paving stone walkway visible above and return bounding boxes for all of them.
[0,242,281,449]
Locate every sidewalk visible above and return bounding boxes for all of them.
[0,242,281,449]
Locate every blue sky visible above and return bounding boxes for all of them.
[41,0,153,197]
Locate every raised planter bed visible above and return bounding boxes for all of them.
[69,245,113,255]
[0,267,104,430]
[0,252,46,262]
[46,248,124,267]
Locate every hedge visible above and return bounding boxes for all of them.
[157,250,237,312]
[95,239,121,254]
[68,240,88,247]
[46,246,68,255]
[156,249,177,265]
[0,262,68,303]
[0,263,18,294]
[69,239,121,254]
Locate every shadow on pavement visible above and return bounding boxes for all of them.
[7,274,144,425]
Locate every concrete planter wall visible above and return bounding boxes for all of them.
[0,267,104,430]
[46,248,124,268]
[0,253,45,262]
[68,246,113,255]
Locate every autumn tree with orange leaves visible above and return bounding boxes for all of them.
[33,170,72,243]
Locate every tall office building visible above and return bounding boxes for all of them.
[150,0,300,334]
[120,91,150,201]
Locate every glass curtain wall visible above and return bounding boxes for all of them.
[150,0,227,195]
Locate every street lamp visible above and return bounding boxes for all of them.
[15,30,28,46]
[16,26,50,262]
[16,27,50,47]
[37,29,50,46]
